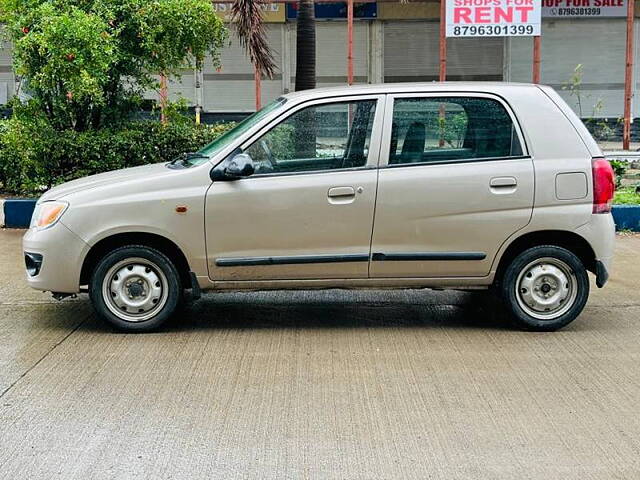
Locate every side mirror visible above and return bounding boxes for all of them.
[210,153,255,181]
[226,153,255,177]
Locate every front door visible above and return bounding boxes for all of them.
[370,93,534,278]
[206,95,383,281]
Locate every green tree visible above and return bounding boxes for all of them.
[0,0,228,130]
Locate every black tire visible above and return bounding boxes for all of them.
[500,245,589,332]
[89,245,182,332]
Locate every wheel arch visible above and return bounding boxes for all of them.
[80,232,192,288]
[494,230,597,285]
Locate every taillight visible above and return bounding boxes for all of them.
[592,157,615,214]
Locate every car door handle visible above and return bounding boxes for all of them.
[328,186,356,198]
[328,186,356,204]
[490,177,517,188]
[490,177,518,194]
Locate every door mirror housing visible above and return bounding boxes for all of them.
[210,153,255,181]
[226,153,255,177]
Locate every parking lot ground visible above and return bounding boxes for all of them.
[0,228,639,479]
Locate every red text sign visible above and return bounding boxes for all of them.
[446,0,542,37]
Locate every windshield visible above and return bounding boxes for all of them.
[183,97,287,167]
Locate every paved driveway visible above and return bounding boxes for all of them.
[0,228,639,479]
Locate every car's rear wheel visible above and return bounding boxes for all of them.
[90,246,181,332]
[501,245,589,331]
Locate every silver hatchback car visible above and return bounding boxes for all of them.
[23,83,616,332]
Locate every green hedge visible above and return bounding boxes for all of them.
[614,187,640,205]
[0,118,235,195]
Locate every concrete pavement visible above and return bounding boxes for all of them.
[0,228,639,479]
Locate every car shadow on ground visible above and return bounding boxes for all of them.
[75,289,512,333]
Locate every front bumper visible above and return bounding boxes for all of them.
[22,222,90,293]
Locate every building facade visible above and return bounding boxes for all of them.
[0,1,638,121]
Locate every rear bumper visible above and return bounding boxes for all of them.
[575,213,615,287]
[595,260,609,288]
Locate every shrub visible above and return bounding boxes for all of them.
[614,186,640,205]
[609,159,628,188]
[0,117,235,195]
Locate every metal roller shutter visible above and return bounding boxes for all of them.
[167,73,195,105]
[145,72,197,109]
[383,21,439,81]
[447,36,504,81]
[290,21,369,87]
[0,41,14,102]
[383,21,503,82]
[202,24,284,112]
[508,19,627,118]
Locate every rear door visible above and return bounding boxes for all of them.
[369,93,534,278]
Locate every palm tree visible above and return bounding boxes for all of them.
[232,0,316,92]
[294,0,316,91]
[231,0,277,80]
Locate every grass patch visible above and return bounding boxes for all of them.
[614,187,640,205]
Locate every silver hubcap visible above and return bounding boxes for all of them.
[515,257,578,320]
[102,258,168,322]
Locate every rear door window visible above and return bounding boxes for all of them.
[389,97,523,165]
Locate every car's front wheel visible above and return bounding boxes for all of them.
[501,245,590,332]
[89,246,181,332]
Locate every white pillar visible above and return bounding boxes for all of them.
[368,20,384,84]
[503,37,512,82]
[194,63,204,122]
[281,23,292,94]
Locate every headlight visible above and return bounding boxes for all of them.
[30,201,69,230]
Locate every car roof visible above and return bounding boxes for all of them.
[281,82,543,101]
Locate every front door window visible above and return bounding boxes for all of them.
[244,100,377,175]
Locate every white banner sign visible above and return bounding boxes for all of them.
[542,0,626,17]
[446,0,541,37]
